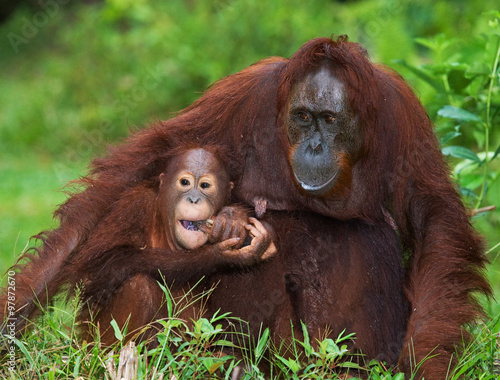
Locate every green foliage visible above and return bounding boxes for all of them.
[394,13,500,306]
[3,293,497,379]
[395,12,500,212]
[271,323,365,379]
[1,290,106,379]
[447,318,500,379]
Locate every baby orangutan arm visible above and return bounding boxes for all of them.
[76,218,276,307]
[130,217,275,280]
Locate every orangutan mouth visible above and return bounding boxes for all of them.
[180,220,202,232]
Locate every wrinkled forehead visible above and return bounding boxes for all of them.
[169,148,225,178]
[289,67,345,112]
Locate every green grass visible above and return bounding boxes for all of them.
[1,286,498,379]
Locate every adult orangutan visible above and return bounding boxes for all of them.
[0,36,490,379]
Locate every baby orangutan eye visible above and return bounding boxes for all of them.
[180,179,190,186]
[200,182,211,189]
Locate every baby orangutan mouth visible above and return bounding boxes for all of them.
[180,220,203,232]
[175,217,215,250]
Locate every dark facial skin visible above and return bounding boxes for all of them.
[160,149,232,250]
[286,67,358,195]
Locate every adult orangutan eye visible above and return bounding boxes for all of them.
[200,182,211,189]
[324,114,335,124]
[180,179,190,186]
[297,111,309,121]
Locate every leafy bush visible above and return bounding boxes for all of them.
[396,12,500,212]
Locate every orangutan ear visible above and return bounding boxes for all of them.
[159,173,166,186]
[230,181,234,190]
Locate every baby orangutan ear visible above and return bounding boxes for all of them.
[159,173,166,185]
[230,181,234,190]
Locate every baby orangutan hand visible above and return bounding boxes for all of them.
[215,218,277,265]
[199,205,250,248]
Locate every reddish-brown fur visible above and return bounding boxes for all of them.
[65,144,275,344]
[206,210,408,366]
[0,36,491,379]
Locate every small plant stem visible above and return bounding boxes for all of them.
[487,241,500,264]
[486,241,500,256]
[475,35,500,209]
[442,74,456,106]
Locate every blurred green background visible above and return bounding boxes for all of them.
[0,0,499,316]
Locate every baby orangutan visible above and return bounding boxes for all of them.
[71,146,276,344]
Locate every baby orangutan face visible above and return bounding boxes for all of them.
[160,148,232,250]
